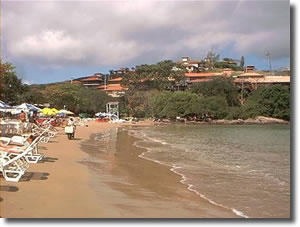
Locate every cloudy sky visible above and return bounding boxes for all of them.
[1,0,290,84]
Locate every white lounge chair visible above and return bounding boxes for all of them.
[0,137,40,182]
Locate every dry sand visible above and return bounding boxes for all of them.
[0,121,239,218]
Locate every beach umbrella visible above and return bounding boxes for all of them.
[58,109,74,115]
[56,112,66,117]
[41,108,57,116]
[0,100,11,112]
[16,103,41,112]
[51,108,59,114]
[0,100,11,109]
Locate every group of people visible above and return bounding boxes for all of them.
[18,110,38,124]
[17,110,77,138]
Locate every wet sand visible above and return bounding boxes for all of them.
[0,121,238,218]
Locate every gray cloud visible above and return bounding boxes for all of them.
[1,0,290,68]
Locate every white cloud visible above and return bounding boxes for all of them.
[2,0,290,68]
[10,30,83,61]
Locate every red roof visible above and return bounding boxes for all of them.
[105,86,125,91]
[80,77,103,82]
[95,84,127,91]
[185,72,222,77]
[109,77,122,82]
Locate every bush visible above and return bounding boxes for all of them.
[243,85,290,120]
[191,77,240,106]
[225,106,250,120]
[199,96,229,119]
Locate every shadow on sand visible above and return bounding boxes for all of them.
[39,157,58,163]
[0,185,19,192]
[20,172,50,182]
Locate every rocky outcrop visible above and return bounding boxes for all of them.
[211,116,289,125]
[155,116,289,125]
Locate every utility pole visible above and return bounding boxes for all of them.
[265,52,272,72]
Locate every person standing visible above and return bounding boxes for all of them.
[19,111,26,122]
[67,117,76,139]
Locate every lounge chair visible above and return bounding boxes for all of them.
[0,136,40,182]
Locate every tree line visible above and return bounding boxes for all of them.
[1,59,290,120]
[120,78,290,121]
[0,60,110,115]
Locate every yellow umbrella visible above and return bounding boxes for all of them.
[41,108,57,115]
[51,108,59,114]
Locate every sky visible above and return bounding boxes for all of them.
[1,0,290,84]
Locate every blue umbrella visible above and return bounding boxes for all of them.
[16,103,41,112]
[0,100,11,110]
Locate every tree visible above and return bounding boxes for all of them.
[20,87,47,104]
[150,91,171,118]
[198,96,229,119]
[243,85,290,120]
[240,56,245,69]
[39,83,109,114]
[122,60,186,91]
[0,60,27,105]
[205,51,220,70]
[161,91,200,119]
[190,77,240,106]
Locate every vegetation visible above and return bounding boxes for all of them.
[1,60,290,121]
[0,60,28,105]
[243,85,290,120]
[205,50,220,70]
[190,77,240,106]
[26,83,110,114]
[122,60,186,91]
[240,56,245,69]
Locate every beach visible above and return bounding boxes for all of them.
[0,121,239,218]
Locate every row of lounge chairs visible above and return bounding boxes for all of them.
[0,122,57,182]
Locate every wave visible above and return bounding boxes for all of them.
[133,139,249,218]
[170,165,249,218]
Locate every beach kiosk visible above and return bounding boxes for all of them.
[106,102,119,120]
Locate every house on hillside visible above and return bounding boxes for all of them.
[185,72,224,84]
[109,68,130,76]
[234,73,290,87]
[72,73,105,88]
[178,56,206,72]
[244,65,255,73]
[95,77,127,97]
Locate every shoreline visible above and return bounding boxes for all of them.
[134,137,248,218]
[79,126,239,218]
[0,120,239,218]
[152,116,289,125]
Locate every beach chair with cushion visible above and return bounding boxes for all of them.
[0,138,39,182]
[0,135,44,164]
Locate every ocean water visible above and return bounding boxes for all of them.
[128,124,290,218]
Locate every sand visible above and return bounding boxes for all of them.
[0,121,239,218]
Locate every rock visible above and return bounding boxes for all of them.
[244,118,258,124]
[254,116,288,124]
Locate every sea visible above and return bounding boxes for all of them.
[82,124,290,218]
[128,124,290,218]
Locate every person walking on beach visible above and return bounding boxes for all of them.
[67,117,76,139]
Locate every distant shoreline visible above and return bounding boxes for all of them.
[151,116,289,126]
